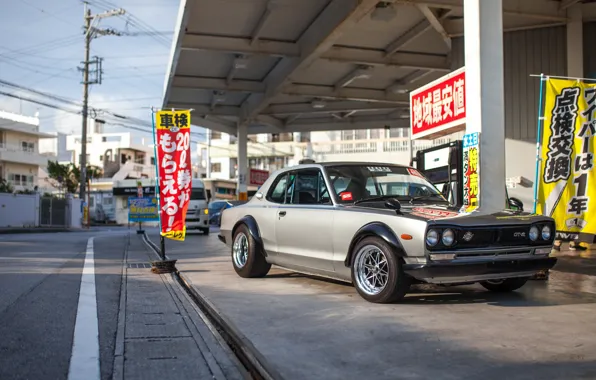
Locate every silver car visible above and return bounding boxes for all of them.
[218,162,557,303]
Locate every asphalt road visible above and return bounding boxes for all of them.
[0,228,128,380]
[157,228,596,380]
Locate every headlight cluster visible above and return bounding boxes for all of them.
[426,228,456,247]
[530,224,551,241]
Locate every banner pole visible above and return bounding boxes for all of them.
[532,73,546,214]
[151,108,166,260]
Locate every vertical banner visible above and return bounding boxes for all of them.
[461,132,480,213]
[155,110,192,241]
[536,78,596,243]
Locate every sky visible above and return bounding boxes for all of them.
[0,0,206,151]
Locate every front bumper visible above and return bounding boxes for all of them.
[403,257,557,284]
[186,215,209,229]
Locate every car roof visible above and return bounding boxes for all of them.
[279,162,410,172]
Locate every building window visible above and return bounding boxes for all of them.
[211,131,222,140]
[211,163,222,172]
[21,141,34,152]
[355,130,366,140]
[370,129,381,139]
[341,130,355,140]
[151,157,155,165]
[8,174,34,186]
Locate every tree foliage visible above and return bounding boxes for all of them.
[0,178,14,194]
[46,161,103,194]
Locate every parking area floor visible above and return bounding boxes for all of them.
[152,229,596,380]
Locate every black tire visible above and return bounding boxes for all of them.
[201,227,210,235]
[351,236,411,303]
[231,224,271,278]
[480,277,529,292]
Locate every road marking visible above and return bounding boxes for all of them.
[68,237,100,380]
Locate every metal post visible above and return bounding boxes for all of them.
[160,236,166,260]
[532,73,546,214]
[79,4,91,201]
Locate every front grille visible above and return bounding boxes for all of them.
[427,222,555,251]
[455,227,531,249]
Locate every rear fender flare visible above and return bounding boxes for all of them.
[232,216,267,257]
[345,222,406,267]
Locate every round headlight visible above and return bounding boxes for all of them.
[529,226,539,241]
[426,229,439,246]
[542,225,551,240]
[442,228,455,246]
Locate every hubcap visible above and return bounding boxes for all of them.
[354,245,389,295]
[233,233,248,268]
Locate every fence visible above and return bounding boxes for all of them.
[39,197,70,227]
[0,193,81,228]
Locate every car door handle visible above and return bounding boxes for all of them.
[278,211,286,217]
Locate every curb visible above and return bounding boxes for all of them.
[0,228,72,234]
[140,232,283,380]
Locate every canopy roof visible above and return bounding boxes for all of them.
[162,0,580,135]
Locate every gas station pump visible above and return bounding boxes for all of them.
[413,141,524,212]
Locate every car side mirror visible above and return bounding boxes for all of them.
[509,197,524,211]
[384,198,401,212]
[255,192,263,200]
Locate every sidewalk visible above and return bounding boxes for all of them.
[112,234,247,380]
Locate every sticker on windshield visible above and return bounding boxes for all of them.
[407,168,424,178]
[367,166,392,172]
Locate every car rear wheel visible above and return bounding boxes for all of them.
[232,224,271,278]
[351,237,411,303]
[480,277,529,292]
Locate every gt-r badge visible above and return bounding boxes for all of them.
[463,231,474,241]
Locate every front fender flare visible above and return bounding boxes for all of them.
[344,222,406,267]
[232,215,267,257]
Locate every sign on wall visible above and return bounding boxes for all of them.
[461,132,480,213]
[536,78,596,243]
[410,66,466,140]
[155,110,192,241]
[249,168,269,186]
[128,197,159,222]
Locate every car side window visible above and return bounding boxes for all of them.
[267,173,289,203]
[290,169,331,205]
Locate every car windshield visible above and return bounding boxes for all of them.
[190,187,206,200]
[325,164,446,204]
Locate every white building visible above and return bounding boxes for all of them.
[197,128,459,181]
[63,121,157,223]
[0,110,56,192]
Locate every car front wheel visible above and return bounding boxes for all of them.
[480,277,529,292]
[351,237,411,303]
[231,224,271,278]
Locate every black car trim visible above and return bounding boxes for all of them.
[403,257,557,279]
[232,216,267,257]
[345,222,406,267]
[218,234,226,244]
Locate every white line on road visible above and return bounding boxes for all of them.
[68,237,100,380]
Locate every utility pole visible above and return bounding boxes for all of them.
[79,2,125,200]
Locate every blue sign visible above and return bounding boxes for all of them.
[462,132,479,148]
[128,197,159,222]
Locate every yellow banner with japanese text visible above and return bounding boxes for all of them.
[536,78,596,243]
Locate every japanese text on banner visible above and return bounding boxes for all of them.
[156,110,192,241]
[461,132,480,213]
[537,78,596,243]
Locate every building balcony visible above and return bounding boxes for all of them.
[0,143,50,167]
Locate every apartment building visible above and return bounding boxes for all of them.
[0,110,56,192]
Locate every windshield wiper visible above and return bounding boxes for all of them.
[408,194,449,203]
[354,195,400,205]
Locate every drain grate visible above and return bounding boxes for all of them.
[127,262,152,269]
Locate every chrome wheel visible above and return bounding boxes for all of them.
[486,279,504,285]
[233,233,248,268]
[354,245,389,296]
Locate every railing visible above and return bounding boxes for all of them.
[0,142,38,154]
[309,137,456,156]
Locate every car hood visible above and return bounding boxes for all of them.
[347,203,552,226]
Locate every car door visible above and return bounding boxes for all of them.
[275,168,335,272]
[253,172,290,258]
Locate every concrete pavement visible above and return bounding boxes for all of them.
[155,229,596,380]
[0,230,246,380]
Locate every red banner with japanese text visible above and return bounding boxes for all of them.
[410,66,466,140]
[155,110,192,241]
